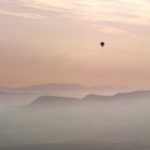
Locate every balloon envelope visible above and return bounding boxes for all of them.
[100,42,105,47]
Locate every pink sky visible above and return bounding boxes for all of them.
[0,0,150,88]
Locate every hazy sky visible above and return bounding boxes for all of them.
[0,0,150,88]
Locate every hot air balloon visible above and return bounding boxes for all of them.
[100,42,105,47]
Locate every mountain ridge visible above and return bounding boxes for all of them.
[27,90,150,107]
[84,90,150,100]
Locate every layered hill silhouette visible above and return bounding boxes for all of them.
[84,90,150,100]
[0,83,129,95]
[29,96,80,108]
[26,90,150,108]
[1,90,150,147]
[0,83,88,94]
[0,83,130,109]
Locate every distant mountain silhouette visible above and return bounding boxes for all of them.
[0,83,147,109]
[0,83,130,97]
[26,90,150,108]
[84,90,150,101]
[0,91,40,109]
[114,90,150,98]
[29,96,79,107]
[83,94,109,101]
[1,90,150,147]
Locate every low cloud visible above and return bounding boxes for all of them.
[1,0,150,34]
[0,10,47,20]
